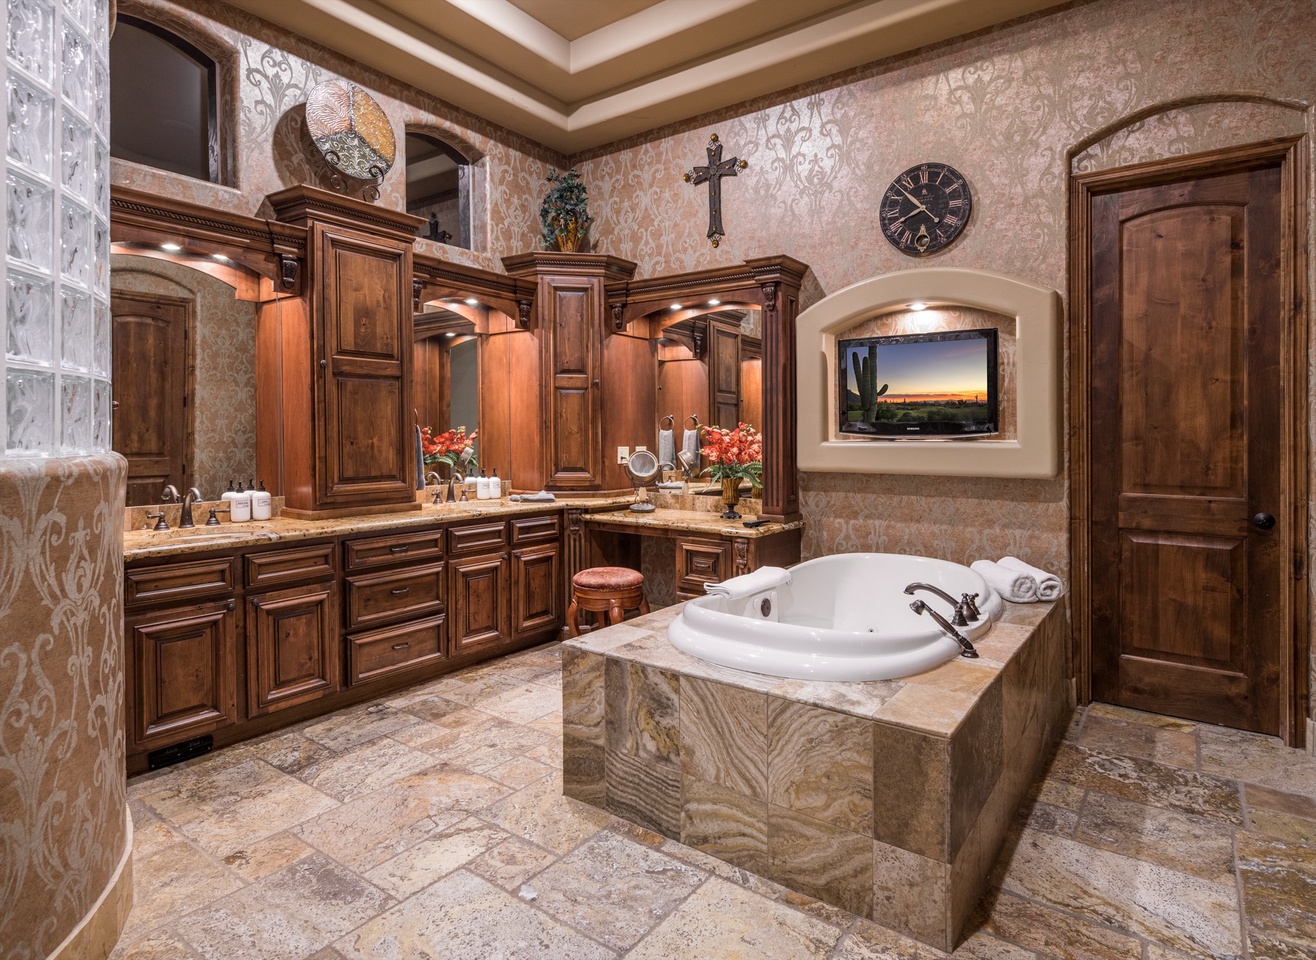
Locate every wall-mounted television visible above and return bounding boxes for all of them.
[838,328,998,438]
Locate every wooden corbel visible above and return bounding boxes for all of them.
[279,254,299,291]
[611,303,626,332]
[412,278,423,312]
[517,299,533,330]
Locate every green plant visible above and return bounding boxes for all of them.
[539,168,593,251]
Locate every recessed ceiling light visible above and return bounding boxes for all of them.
[464,298,479,306]
[670,303,681,310]
[445,332,456,338]
[908,301,928,311]
[707,299,720,306]
[160,243,182,252]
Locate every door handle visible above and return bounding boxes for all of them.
[1249,512,1276,530]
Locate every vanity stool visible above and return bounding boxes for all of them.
[566,566,650,637]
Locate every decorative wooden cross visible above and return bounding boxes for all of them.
[683,133,747,247]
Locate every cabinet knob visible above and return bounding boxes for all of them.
[320,359,327,369]
[226,600,235,611]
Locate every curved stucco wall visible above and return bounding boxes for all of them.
[0,454,130,960]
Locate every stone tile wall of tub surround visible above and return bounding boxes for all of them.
[562,600,1072,951]
[0,454,130,959]
[112,0,564,270]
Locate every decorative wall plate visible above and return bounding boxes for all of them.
[305,80,396,182]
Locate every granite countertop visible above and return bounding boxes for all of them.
[120,493,788,561]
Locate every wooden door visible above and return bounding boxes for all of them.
[1088,163,1287,734]
[112,292,189,506]
[245,581,339,716]
[708,318,741,427]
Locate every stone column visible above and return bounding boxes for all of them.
[0,1,131,958]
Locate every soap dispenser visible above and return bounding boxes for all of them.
[251,481,272,520]
[476,471,490,500]
[489,469,501,499]
[230,480,251,522]
[221,480,237,501]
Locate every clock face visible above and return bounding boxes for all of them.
[880,163,971,256]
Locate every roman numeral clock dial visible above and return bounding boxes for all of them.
[880,163,972,256]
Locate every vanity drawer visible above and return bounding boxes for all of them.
[125,557,236,608]
[245,542,336,589]
[675,537,730,598]
[344,528,445,571]
[448,521,508,557]
[348,615,446,685]
[346,562,445,630]
[510,514,559,545]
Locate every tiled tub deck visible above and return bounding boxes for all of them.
[561,600,1071,951]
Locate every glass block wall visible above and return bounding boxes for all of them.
[3,0,110,457]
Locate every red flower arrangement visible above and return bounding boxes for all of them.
[421,425,478,473]
[700,422,763,484]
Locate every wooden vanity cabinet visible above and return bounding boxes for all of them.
[511,515,562,640]
[448,521,511,656]
[124,558,239,752]
[244,542,339,717]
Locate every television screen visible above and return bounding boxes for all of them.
[838,329,998,437]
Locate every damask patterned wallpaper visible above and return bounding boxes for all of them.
[112,0,565,271]
[110,254,256,499]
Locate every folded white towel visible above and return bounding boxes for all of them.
[705,566,792,600]
[971,559,1038,603]
[999,556,1063,601]
[509,491,556,502]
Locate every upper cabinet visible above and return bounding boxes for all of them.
[265,186,426,518]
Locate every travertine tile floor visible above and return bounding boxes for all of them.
[108,642,1316,960]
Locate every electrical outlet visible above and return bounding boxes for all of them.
[617,446,629,464]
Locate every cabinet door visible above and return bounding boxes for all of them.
[512,541,561,639]
[676,537,731,600]
[317,225,414,508]
[544,275,602,489]
[127,599,237,750]
[246,581,339,717]
[449,552,511,655]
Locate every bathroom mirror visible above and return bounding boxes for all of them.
[654,307,763,446]
[109,250,258,505]
[414,306,480,466]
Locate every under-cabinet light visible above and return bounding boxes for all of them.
[464,298,479,305]
[160,243,182,252]
[908,301,928,311]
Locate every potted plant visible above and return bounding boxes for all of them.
[539,168,593,252]
[420,425,478,476]
[700,422,763,519]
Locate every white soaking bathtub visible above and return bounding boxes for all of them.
[668,553,1003,681]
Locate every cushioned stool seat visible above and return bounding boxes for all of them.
[566,566,649,637]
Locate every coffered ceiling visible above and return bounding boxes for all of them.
[221,0,1063,155]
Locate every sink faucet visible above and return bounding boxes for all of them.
[903,582,976,625]
[180,486,202,528]
[909,599,979,658]
[161,484,180,504]
[424,471,443,504]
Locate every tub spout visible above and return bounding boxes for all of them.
[903,582,974,625]
[909,599,979,658]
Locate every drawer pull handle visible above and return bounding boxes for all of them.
[391,641,411,650]
[390,587,410,595]
[389,545,409,553]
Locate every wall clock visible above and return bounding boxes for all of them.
[879,162,971,256]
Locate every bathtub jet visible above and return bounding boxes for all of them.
[669,553,1002,681]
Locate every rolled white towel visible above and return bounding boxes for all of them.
[971,559,1038,603]
[705,566,792,600]
[998,556,1063,601]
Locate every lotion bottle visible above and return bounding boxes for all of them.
[489,469,501,499]
[221,480,237,501]
[230,485,251,522]
[251,481,272,520]
[476,471,490,500]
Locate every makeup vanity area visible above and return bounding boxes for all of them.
[111,183,806,773]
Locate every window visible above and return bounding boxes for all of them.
[406,133,471,249]
[110,17,217,182]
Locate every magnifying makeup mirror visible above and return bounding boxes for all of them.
[624,449,662,512]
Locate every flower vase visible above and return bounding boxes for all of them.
[720,477,742,519]
[556,218,580,252]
